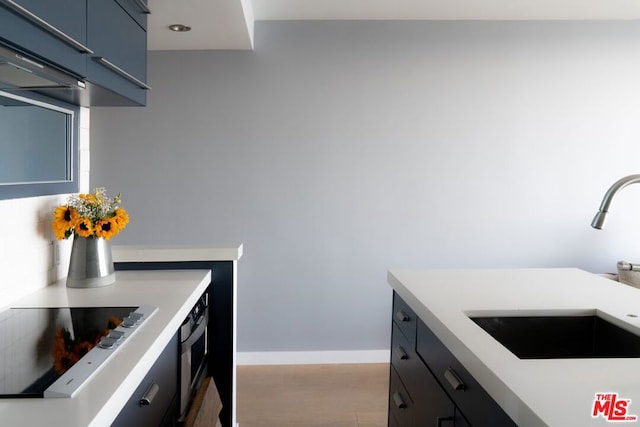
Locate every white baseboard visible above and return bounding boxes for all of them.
[236,349,390,366]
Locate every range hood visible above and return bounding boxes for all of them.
[0,44,85,90]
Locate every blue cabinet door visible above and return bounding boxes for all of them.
[115,0,148,30]
[86,0,148,106]
[0,0,88,77]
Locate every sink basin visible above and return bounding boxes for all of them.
[470,314,640,359]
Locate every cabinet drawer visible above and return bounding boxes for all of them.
[410,351,457,426]
[416,319,517,427]
[113,334,178,427]
[392,292,417,344]
[389,365,414,427]
[391,322,421,393]
[391,322,458,426]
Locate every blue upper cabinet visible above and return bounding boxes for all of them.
[114,0,149,31]
[86,0,149,106]
[0,0,89,78]
[0,0,149,106]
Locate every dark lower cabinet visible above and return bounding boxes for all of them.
[389,292,461,426]
[113,333,178,427]
[389,292,516,427]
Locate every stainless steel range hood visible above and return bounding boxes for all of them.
[0,44,85,90]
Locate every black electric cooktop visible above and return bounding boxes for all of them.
[0,305,157,398]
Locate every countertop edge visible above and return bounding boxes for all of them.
[112,244,243,262]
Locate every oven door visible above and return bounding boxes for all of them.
[179,306,208,420]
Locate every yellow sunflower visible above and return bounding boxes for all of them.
[51,206,78,240]
[52,219,66,239]
[95,218,117,240]
[75,218,94,237]
[113,208,129,230]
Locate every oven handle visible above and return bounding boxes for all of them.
[181,312,207,353]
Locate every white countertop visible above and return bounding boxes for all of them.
[388,268,640,427]
[0,269,211,427]
[112,244,243,263]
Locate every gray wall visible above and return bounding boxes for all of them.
[91,21,640,353]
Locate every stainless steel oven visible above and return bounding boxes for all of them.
[179,293,208,421]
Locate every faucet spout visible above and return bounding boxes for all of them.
[592,174,640,229]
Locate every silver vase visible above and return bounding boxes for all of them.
[66,235,116,288]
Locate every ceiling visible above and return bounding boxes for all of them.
[147,0,640,51]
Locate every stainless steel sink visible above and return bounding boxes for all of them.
[469,314,640,359]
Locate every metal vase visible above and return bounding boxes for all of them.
[66,235,116,288]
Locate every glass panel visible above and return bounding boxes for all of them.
[0,90,72,185]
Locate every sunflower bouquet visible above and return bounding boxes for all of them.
[52,188,129,241]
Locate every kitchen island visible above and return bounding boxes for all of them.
[113,244,242,427]
[388,268,640,426]
[0,269,210,427]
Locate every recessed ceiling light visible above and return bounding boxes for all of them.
[168,24,191,32]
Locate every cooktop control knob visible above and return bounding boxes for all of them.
[121,317,137,328]
[98,337,118,349]
[109,330,124,340]
[128,312,143,321]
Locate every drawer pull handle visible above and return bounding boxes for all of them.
[395,310,410,322]
[3,0,94,53]
[392,391,407,409]
[396,345,409,360]
[444,367,466,391]
[139,382,159,406]
[92,57,152,90]
[437,416,456,426]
